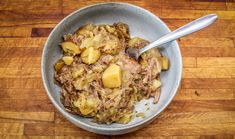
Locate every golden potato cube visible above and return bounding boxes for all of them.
[61,42,80,54]
[62,56,74,65]
[76,24,95,35]
[72,67,84,78]
[102,64,122,88]
[161,56,169,70]
[118,113,132,124]
[105,25,115,33]
[80,38,95,49]
[81,47,101,65]
[54,60,64,72]
[73,93,97,115]
[152,79,161,91]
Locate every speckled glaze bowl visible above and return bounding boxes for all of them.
[41,2,182,135]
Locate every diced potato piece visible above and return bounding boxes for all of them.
[103,36,120,54]
[76,24,95,36]
[72,67,84,78]
[102,64,122,88]
[152,79,161,91]
[161,56,169,70]
[136,112,145,118]
[62,56,74,65]
[61,42,80,54]
[139,59,148,67]
[105,25,115,33]
[81,47,101,65]
[118,113,132,124]
[80,37,95,49]
[54,60,64,72]
[73,78,86,90]
[73,93,98,115]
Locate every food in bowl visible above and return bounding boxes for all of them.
[54,23,169,124]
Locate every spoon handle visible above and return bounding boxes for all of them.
[139,14,218,54]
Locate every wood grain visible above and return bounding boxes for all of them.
[0,0,234,138]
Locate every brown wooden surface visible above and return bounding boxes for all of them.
[0,0,235,138]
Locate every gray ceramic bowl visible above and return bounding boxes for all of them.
[41,2,182,135]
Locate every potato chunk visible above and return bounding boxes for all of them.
[62,56,74,65]
[54,60,64,72]
[102,64,122,88]
[117,113,132,124]
[81,47,101,65]
[161,56,169,70]
[61,42,80,54]
[73,93,98,115]
[80,38,94,49]
[76,24,95,36]
[151,79,161,91]
[72,67,84,78]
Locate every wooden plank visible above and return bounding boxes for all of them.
[22,57,41,68]
[181,78,235,89]
[31,28,53,37]
[197,57,235,68]
[0,38,46,48]
[54,123,103,137]
[181,47,235,57]
[179,38,234,48]
[154,111,235,125]
[0,89,47,100]
[0,135,54,139]
[0,27,31,37]
[21,68,41,78]
[0,58,22,68]
[183,57,197,68]
[159,0,227,10]
[21,78,44,89]
[0,100,54,112]
[175,89,235,100]
[163,19,235,38]
[0,47,42,58]
[24,123,54,136]
[183,68,235,78]
[0,20,58,28]
[158,1,227,10]
[55,136,109,139]
[0,77,43,89]
[0,112,54,122]
[158,9,235,20]
[136,123,235,136]
[62,0,149,14]
[200,134,234,139]
[167,100,235,112]
[0,68,21,78]
[0,123,23,135]
[172,136,199,139]
[0,0,62,14]
[0,68,41,78]
[226,1,235,10]
[0,57,40,69]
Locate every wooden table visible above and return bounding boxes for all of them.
[0,0,235,138]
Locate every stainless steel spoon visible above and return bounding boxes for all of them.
[126,14,218,60]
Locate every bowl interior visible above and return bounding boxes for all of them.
[42,3,182,134]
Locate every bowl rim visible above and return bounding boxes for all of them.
[41,2,182,132]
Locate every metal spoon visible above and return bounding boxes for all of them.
[126,14,218,60]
